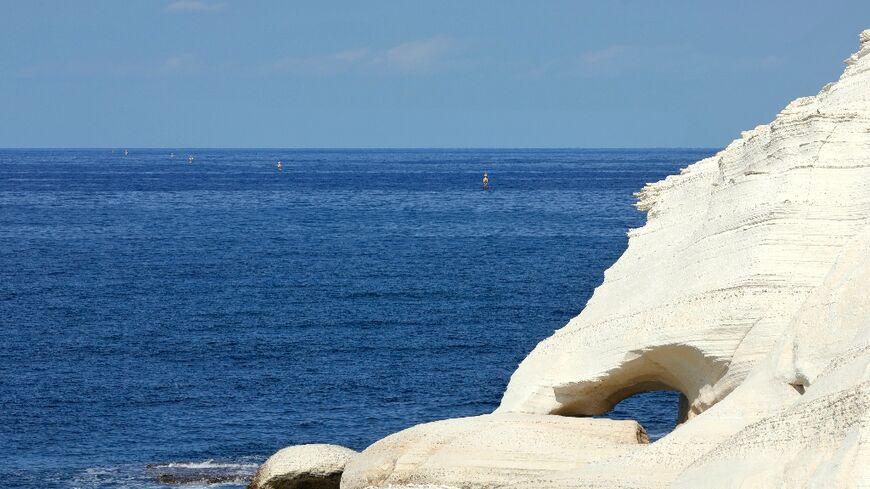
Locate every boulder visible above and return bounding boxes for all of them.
[248,444,357,489]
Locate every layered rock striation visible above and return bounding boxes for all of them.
[334,29,870,488]
[342,415,648,488]
[501,28,870,419]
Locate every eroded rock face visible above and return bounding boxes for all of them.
[668,229,870,488]
[342,29,870,489]
[341,414,647,489]
[248,444,357,489]
[490,28,870,489]
[499,29,870,422]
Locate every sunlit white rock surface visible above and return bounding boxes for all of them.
[341,414,647,489]
[501,28,870,418]
[248,444,357,489]
[342,29,870,488]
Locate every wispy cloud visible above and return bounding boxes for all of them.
[580,45,626,65]
[14,37,462,80]
[757,55,783,68]
[383,37,452,73]
[16,54,206,78]
[271,48,372,76]
[165,0,225,13]
[566,44,783,79]
[155,54,205,75]
[270,36,456,76]
[574,45,631,76]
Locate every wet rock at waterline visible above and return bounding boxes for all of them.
[146,460,257,485]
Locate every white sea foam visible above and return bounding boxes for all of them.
[68,460,258,489]
[152,459,258,470]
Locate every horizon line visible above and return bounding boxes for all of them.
[0,146,722,151]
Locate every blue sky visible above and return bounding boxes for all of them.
[1,1,868,148]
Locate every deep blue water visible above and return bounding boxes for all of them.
[0,148,715,488]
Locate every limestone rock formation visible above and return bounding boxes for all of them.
[668,228,870,488]
[343,29,870,489]
[248,444,357,489]
[341,414,647,489]
[501,26,870,416]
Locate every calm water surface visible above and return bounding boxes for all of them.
[0,148,716,488]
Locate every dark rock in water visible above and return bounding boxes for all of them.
[249,473,341,489]
[156,473,242,484]
[146,461,257,485]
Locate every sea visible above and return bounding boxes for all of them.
[0,148,716,488]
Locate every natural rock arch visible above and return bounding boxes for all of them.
[549,344,729,421]
[599,390,685,440]
[328,29,870,489]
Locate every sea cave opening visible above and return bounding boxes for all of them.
[596,389,686,442]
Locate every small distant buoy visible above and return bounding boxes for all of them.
[124,149,129,157]
[170,152,175,159]
[187,154,194,164]
[277,161,283,171]
[482,171,490,191]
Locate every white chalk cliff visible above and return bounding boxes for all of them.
[342,30,870,488]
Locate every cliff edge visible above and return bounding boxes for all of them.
[342,29,870,489]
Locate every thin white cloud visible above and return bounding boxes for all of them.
[334,48,371,63]
[570,44,783,79]
[580,45,626,65]
[758,55,783,68]
[573,45,631,77]
[271,50,365,76]
[166,1,225,13]
[381,37,452,73]
[14,36,462,79]
[156,54,204,75]
[16,54,205,78]
[270,37,455,76]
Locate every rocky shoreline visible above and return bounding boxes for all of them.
[245,29,870,489]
